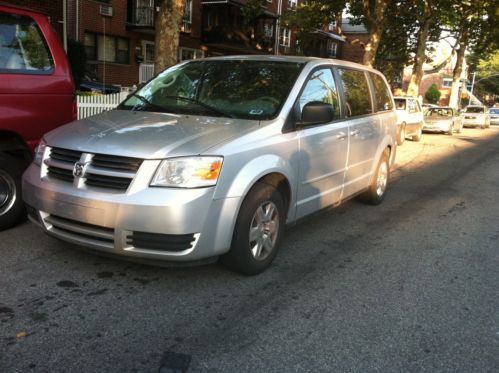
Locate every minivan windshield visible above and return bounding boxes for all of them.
[119,59,304,120]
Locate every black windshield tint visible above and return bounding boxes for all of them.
[119,60,304,120]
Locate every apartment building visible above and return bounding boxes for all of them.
[7,0,347,88]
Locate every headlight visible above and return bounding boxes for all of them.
[151,156,223,188]
[34,139,47,166]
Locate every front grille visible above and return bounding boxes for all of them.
[91,154,142,172]
[45,147,143,192]
[47,166,74,182]
[85,173,132,190]
[85,154,142,191]
[46,147,83,183]
[50,148,82,163]
[44,214,114,248]
[127,231,196,252]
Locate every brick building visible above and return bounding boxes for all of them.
[5,0,355,88]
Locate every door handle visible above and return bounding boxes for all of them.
[350,129,360,136]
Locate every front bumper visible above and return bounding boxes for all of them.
[22,163,240,262]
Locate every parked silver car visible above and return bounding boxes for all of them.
[22,56,397,274]
[423,106,463,135]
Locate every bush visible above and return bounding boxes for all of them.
[425,83,441,104]
[67,39,87,87]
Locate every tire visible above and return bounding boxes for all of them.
[0,153,27,230]
[412,125,422,142]
[221,182,285,275]
[397,124,406,145]
[358,149,390,205]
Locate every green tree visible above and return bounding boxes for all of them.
[444,0,498,107]
[425,83,441,104]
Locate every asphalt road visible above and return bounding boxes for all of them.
[1,127,499,372]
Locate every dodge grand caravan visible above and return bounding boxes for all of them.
[0,3,76,230]
[23,56,397,274]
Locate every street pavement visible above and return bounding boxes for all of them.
[1,127,499,372]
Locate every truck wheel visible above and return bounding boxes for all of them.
[359,149,390,206]
[221,182,285,275]
[0,154,27,230]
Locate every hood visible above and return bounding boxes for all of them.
[44,110,260,158]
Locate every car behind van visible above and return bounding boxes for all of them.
[394,96,424,145]
[0,3,76,230]
[23,56,396,274]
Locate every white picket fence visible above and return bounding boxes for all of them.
[77,91,129,120]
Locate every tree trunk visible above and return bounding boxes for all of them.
[406,0,432,97]
[363,24,382,67]
[154,0,185,74]
[362,0,390,67]
[448,31,468,108]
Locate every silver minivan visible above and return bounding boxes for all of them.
[22,56,397,274]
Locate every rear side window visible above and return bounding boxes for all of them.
[337,68,372,117]
[0,12,54,73]
[370,73,393,111]
[408,99,420,113]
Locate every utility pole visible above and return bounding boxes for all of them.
[469,71,476,104]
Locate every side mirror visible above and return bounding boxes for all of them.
[297,101,335,127]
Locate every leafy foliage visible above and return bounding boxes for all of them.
[425,83,441,103]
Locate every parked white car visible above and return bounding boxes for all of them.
[394,96,424,145]
[461,105,490,129]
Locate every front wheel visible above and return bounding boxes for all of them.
[0,153,27,230]
[221,182,285,275]
[358,149,390,205]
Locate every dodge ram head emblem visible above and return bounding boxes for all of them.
[73,162,87,177]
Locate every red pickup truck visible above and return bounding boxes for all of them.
[0,3,76,230]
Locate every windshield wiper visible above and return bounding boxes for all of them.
[163,95,235,118]
[128,93,169,112]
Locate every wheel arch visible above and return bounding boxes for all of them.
[0,131,32,165]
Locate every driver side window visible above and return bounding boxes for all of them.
[298,68,340,120]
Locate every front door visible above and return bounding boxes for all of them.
[295,67,349,220]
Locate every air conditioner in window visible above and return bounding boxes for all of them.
[100,5,113,17]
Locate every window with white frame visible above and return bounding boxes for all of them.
[442,78,452,88]
[288,0,297,8]
[179,48,204,62]
[264,23,273,38]
[181,0,193,33]
[280,28,291,47]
